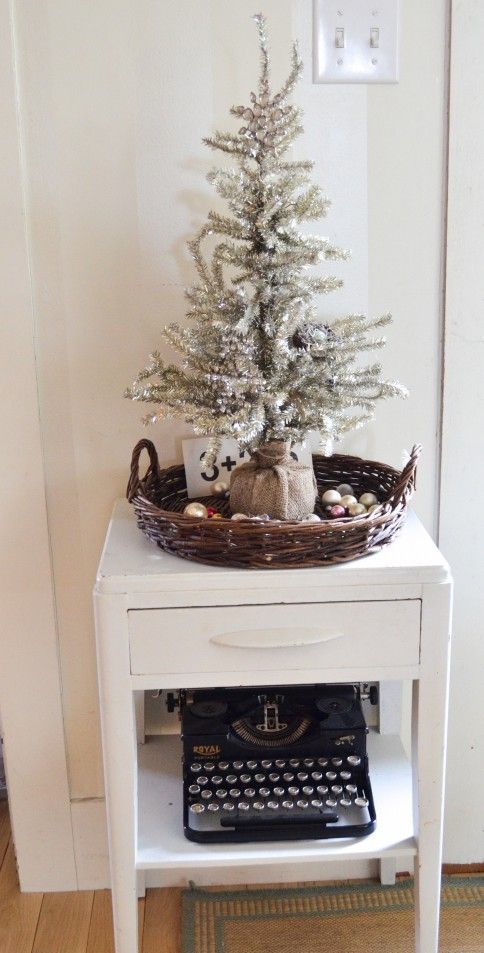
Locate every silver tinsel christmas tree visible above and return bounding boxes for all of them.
[126,14,406,467]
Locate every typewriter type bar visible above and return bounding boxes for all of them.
[179,683,377,844]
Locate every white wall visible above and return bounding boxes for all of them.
[440,0,484,864]
[5,0,479,879]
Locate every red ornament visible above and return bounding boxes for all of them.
[207,507,216,517]
[329,504,346,519]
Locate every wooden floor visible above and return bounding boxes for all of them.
[2,799,482,953]
[0,801,180,953]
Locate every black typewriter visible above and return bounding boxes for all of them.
[178,682,377,843]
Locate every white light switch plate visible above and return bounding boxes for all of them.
[313,0,400,84]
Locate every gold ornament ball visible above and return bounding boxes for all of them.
[213,481,229,496]
[211,513,223,519]
[336,483,354,496]
[321,489,341,505]
[368,503,381,514]
[183,502,208,519]
[359,492,378,507]
[340,494,357,507]
[347,502,367,517]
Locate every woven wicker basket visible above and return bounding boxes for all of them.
[127,440,421,569]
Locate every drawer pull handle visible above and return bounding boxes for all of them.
[209,629,344,649]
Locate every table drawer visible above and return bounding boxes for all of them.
[128,600,420,676]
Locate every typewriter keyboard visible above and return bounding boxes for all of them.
[184,754,374,841]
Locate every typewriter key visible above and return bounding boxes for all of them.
[318,758,328,767]
[253,801,265,811]
[304,759,315,768]
[340,795,352,807]
[254,773,266,783]
[275,760,286,769]
[331,757,343,767]
[212,776,223,786]
[226,774,237,784]
[223,802,235,812]
[302,786,314,796]
[269,773,280,783]
[325,771,338,781]
[196,776,209,786]
[203,763,215,772]
[267,801,279,810]
[296,799,309,809]
[340,770,352,781]
[326,797,338,808]
[229,789,241,799]
[331,785,343,795]
[245,788,256,798]
[355,795,369,808]
[316,785,329,796]
[282,800,294,809]
[311,799,323,808]
[347,755,361,766]
[238,802,250,811]
[247,760,258,770]
[190,803,205,814]
[283,772,295,782]
[218,761,229,771]
[288,786,300,796]
[190,764,202,773]
[201,790,213,800]
[311,771,323,781]
[216,789,227,799]
[240,774,251,784]
[273,786,285,797]
[233,761,244,770]
[188,784,200,795]
[346,784,358,794]
[261,760,272,769]
[289,759,300,768]
[259,787,270,797]
[297,772,308,782]
[208,802,219,812]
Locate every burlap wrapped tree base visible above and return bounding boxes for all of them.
[229,441,317,520]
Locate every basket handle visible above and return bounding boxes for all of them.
[387,443,422,506]
[127,439,161,501]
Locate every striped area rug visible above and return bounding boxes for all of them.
[182,877,484,953]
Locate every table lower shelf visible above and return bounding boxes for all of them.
[137,731,416,878]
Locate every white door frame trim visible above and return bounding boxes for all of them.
[0,0,76,891]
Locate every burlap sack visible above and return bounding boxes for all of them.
[229,441,317,520]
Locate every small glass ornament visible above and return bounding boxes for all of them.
[183,502,208,518]
[329,504,346,519]
[347,502,367,517]
[321,489,341,505]
[340,494,357,507]
[336,483,354,496]
[231,512,248,520]
[213,481,229,495]
[359,492,378,507]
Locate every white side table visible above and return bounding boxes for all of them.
[94,501,452,953]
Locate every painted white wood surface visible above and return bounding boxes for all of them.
[136,733,414,880]
[439,0,484,864]
[94,505,451,953]
[0,0,76,891]
[128,601,420,676]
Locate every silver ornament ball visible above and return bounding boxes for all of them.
[213,481,229,496]
[183,502,208,519]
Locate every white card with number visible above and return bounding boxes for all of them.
[182,437,313,498]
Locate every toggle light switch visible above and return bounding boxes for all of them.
[335,27,345,48]
[370,27,380,47]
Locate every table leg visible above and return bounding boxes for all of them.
[412,583,452,953]
[95,593,139,953]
